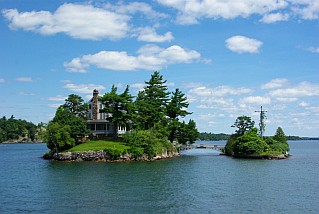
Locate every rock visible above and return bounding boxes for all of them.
[50,150,179,162]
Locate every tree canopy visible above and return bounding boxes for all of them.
[0,116,40,143]
[44,94,90,153]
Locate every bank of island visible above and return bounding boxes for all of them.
[41,72,290,162]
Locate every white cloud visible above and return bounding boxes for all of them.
[299,101,309,107]
[276,97,298,102]
[225,35,263,53]
[260,13,289,23]
[2,3,130,40]
[105,2,168,20]
[64,44,201,72]
[269,82,319,98]
[63,83,105,94]
[47,95,67,102]
[307,46,319,53]
[157,0,288,24]
[189,85,253,98]
[48,104,61,108]
[136,27,174,42]
[261,78,289,89]
[15,77,34,82]
[18,92,35,96]
[240,96,271,105]
[290,0,319,20]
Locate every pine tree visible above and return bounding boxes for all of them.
[100,85,134,138]
[135,71,170,130]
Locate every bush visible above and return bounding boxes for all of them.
[124,129,171,159]
[233,128,269,155]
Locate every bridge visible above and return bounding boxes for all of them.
[180,144,225,152]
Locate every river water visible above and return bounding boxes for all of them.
[0,140,318,213]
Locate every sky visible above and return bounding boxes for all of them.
[0,0,318,137]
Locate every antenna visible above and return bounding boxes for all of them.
[255,106,267,138]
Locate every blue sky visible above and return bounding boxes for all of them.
[1,0,318,137]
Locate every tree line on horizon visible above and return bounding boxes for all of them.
[0,115,44,143]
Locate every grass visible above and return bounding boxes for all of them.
[67,140,130,152]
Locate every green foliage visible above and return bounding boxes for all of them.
[0,116,39,142]
[166,88,191,142]
[124,129,171,159]
[135,71,170,130]
[233,128,269,155]
[45,94,90,152]
[273,127,288,144]
[176,119,199,144]
[63,94,88,118]
[264,128,290,154]
[100,85,135,138]
[231,115,255,136]
[199,132,230,141]
[45,122,75,152]
[224,134,238,156]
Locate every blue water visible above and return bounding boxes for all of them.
[0,141,318,213]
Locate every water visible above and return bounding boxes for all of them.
[0,141,318,213]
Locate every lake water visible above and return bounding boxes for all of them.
[0,140,318,213]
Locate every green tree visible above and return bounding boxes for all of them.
[45,122,75,152]
[273,127,287,144]
[135,71,170,130]
[231,115,255,136]
[233,128,269,155]
[45,94,90,152]
[100,85,135,138]
[166,88,191,142]
[176,119,199,145]
[63,94,88,118]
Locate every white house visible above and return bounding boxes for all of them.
[87,89,127,137]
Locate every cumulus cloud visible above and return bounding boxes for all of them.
[136,27,174,42]
[105,2,168,19]
[261,78,289,89]
[157,0,288,24]
[64,44,201,72]
[260,13,289,23]
[290,0,319,20]
[63,83,105,94]
[2,3,130,40]
[240,96,271,105]
[15,77,34,82]
[189,85,253,98]
[269,82,319,98]
[225,36,263,53]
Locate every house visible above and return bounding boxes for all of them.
[87,89,127,137]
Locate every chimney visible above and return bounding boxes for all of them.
[92,89,99,120]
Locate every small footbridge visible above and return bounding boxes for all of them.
[180,144,225,152]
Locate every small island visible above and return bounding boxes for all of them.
[43,71,199,162]
[224,115,290,159]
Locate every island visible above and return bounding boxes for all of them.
[224,115,290,160]
[42,71,199,162]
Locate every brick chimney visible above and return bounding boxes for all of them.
[92,89,99,120]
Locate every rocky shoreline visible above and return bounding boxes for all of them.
[232,153,290,160]
[44,150,180,162]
